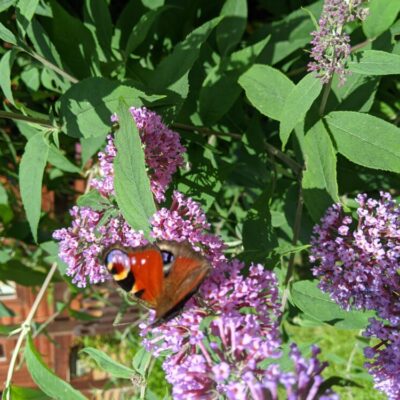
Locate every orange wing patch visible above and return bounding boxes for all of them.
[155,256,210,320]
[129,248,164,308]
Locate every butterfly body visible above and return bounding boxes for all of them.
[104,241,210,324]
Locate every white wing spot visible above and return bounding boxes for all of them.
[141,259,146,265]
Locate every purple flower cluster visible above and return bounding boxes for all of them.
[140,194,335,399]
[310,192,400,398]
[151,191,226,264]
[130,107,186,203]
[146,261,281,399]
[91,107,185,202]
[53,206,146,287]
[141,259,336,399]
[262,345,338,400]
[308,0,369,85]
[90,134,116,197]
[54,107,338,399]
[364,320,400,399]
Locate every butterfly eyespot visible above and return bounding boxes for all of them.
[161,250,174,265]
[161,250,174,276]
[104,249,130,275]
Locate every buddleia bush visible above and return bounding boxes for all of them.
[0,0,399,399]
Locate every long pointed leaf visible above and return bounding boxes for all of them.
[19,133,49,242]
[114,100,156,239]
[25,335,87,400]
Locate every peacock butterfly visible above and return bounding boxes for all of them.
[103,241,210,324]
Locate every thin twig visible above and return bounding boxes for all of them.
[351,38,373,53]
[33,292,73,338]
[264,142,302,176]
[0,110,55,129]
[172,122,241,139]
[4,262,58,398]
[280,178,304,314]
[345,334,360,377]
[287,66,307,77]
[172,123,302,176]
[19,47,79,84]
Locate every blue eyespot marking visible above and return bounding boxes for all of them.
[161,250,174,265]
[105,249,130,273]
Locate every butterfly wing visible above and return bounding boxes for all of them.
[128,246,164,309]
[105,241,210,322]
[154,241,210,321]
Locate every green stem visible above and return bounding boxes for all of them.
[351,38,373,53]
[4,262,58,398]
[1,131,17,163]
[19,47,78,84]
[319,76,333,116]
[0,110,55,129]
[281,178,304,314]
[172,123,302,176]
[172,122,241,139]
[264,141,302,176]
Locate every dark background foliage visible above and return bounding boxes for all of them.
[0,0,399,398]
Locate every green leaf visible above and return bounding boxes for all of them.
[27,19,62,65]
[302,120,339,222]
[331,72,379,113]
[47,145,81,173]
[114,100,156,238]
[142,0,164,9]
[0,0,16,13]
[177,152,222,212]
[349,50,400,75]
[125,6,170,57]
[19,133,49,242]
[25,335,87,400]
[40,241,68,275]
[199,67,242,125]
[241,189,277,263]
[50,0,97,79]
[291,280,374,329]
[216,0,247,56]
[363,0,400,38]
[239,64,294,121]
[228,35,271,68]
[80,347,135,379]
[256,1,323,65]
[14,120,40,140]
[8,385,51,400]
[68,309,97,321]
[16,0,39,37]
[0,260,47,286]
[77,190,109,210]
[59,77,162,138]
[0,183,8,205]
[0,22,17,45]
[200,37,270,124]
[279,73,323,149]
[150,17,222,97]
[325,111,400,173]
[84,0,113,62]
[0,301,14,317]
[0,49,18,105]
[80,134,107,165]
[132,347,152,376]
[21,67,40,91]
